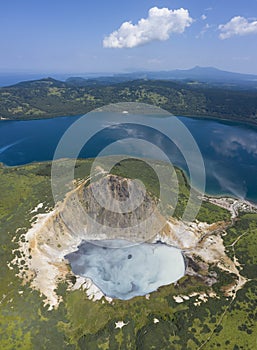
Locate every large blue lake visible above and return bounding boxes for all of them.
[1,113,257,202]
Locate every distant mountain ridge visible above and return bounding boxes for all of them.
[1,66,257,88]
[66,66,257,88]
[153,66,257,81]
[1,75,257,124]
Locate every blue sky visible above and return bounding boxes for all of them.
[1,0,257,74]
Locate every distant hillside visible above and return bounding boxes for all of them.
[140,66,257,84]
[1,66,256,88]
[66,66,257,89]
[0,77,257,124]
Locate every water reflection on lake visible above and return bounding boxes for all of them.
[0,114,257,202]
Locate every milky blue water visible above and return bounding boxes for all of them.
[65,239,185,300]
[0,114,257,202]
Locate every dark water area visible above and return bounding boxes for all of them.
[0,113,257,202]
[0,73,45,87]
[0,73,75,87]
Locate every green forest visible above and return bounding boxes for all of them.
[1,78,257,124]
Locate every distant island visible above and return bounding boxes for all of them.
[0,66,257,125]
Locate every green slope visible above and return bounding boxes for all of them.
[1,78,257,124]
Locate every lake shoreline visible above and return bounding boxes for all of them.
[1,112,257,128]
[1,113,257,203]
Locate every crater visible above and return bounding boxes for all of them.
[12,170,247,308]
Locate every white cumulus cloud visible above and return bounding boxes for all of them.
[219,16,257,39]
[103,7,193,48]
